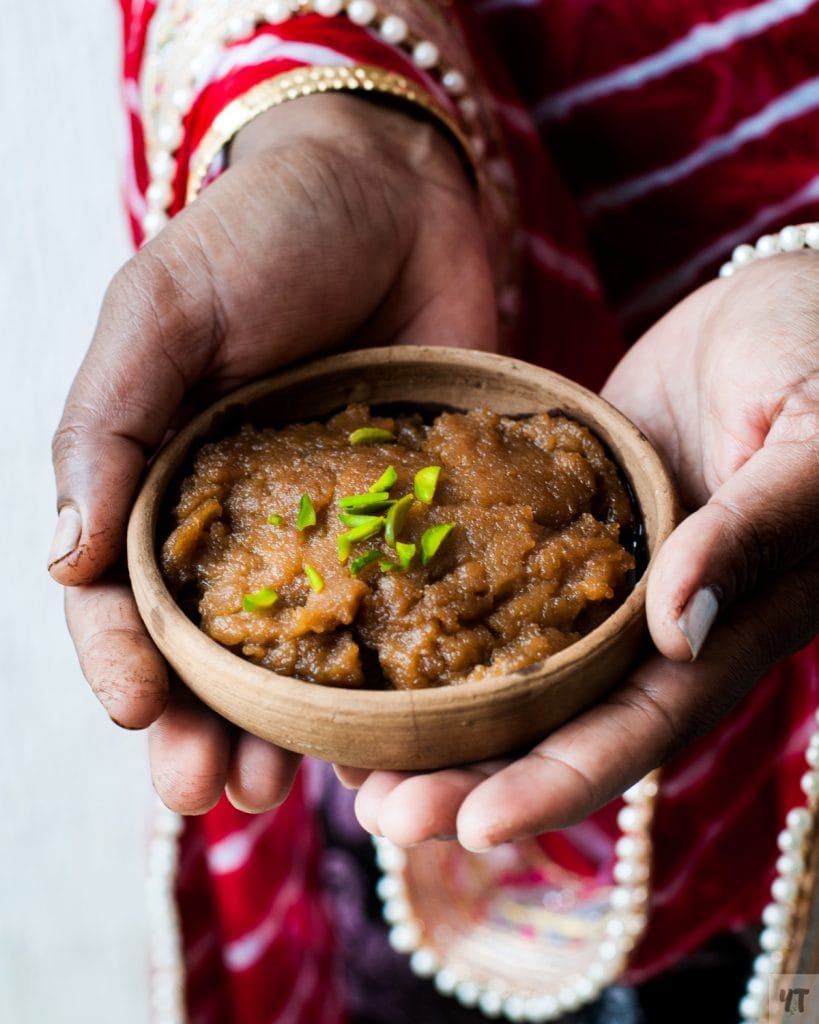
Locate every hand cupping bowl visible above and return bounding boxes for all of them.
[127,347,678,770]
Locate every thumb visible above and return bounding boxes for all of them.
[49,244,217,584]
[647,438,819,661]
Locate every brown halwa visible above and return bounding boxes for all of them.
[161,405,636,689]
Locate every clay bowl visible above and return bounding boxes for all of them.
[127,346,678,770]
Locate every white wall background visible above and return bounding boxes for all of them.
[1,4,151,1021]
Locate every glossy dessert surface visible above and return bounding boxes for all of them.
[162,404,636,690]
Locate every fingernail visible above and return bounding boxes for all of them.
[48,506,82,570]
[459,836,494,854]
[677,586,720,659]
[333,765,368,789]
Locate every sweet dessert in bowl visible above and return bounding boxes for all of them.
[162,403,637,690]
[127,346,678,770]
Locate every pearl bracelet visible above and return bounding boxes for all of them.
[718,222,819,277]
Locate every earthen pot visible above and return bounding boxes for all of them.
[127,346,678,770]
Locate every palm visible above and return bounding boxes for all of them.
[604,254,819,510]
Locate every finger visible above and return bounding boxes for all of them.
[333,765,370,789]
[353,771,412,835]
[50,235,221,587]
[357,762,502,845]
[225,733,302,813]
[454,656,680,850]
[149,686,232,816]
[64,581,168,729]
[455,551,819,850]
[647,440,819,661]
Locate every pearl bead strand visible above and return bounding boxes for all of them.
[374,772,659,1022]
[719,223,819,278]
[736,716,819,1023]
[142,0,485,241]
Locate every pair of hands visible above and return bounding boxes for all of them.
[49,94,819,850]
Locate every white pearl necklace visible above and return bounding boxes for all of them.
[374,772,660,1022]
[736,714,819,1022]
[719,222,819,277]
[141,0,483,241]
[374,714,819,1024]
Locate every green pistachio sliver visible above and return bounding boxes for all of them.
[396,540,416,567]
[350,549,382,577]
[368,465,398,493]
[338,491,393,513]
[420,522,455,566]
[304,564,324,592]
[242,587,279,613]
[337,518,385,562]
[296,493,316,531]
[380,541,416,573]
[414,465,441,504]
[338,513,384,529]
[384,492,414,547]
[267,513,283,527]
[349,427,396,446]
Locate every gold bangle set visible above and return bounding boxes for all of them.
[187,64,472,205]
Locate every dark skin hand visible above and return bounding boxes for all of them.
[49,95,497,814]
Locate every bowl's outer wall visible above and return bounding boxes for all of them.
[128,347,679,769]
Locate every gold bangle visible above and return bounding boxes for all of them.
[186,64,473,205]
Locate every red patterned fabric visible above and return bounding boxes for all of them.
[118,0,819,1017]
[176,774,346,1023]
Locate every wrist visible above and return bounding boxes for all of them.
[230,91,470,185]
